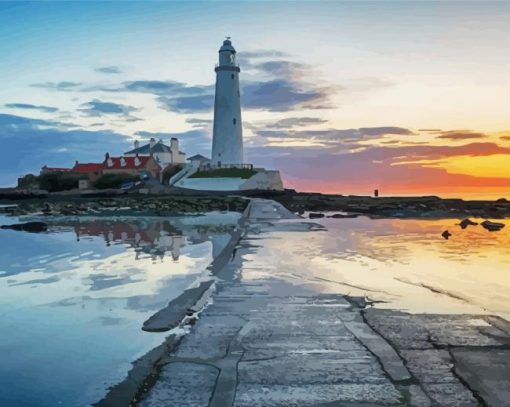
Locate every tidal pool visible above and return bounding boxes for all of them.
[0,213,240,407]
[241,216,510,321]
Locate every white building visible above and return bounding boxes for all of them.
[211,38,244,166]
[124,137,186,167]
[187,154,211,169]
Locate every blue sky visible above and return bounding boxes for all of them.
[1,1,509,197]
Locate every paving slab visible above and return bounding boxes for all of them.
[399,349,457,384]
[138,362,218,407]
[407,384,433,407]
[238,353,388,385]
[364,310,433,350]
[451,348,510,407]
[233,383,403,406]
[344,321,411,382]
[174,315,245,360]
[421,382,480,406]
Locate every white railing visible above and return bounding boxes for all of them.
[169,165,196,186]
[198,163,253,171]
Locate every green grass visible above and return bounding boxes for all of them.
[189,168,257,179]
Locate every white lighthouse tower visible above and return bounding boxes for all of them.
[211,38,243,166]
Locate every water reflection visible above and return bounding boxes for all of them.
[241,216,510,320]
[74,220,185,261]
[0,212,240,407]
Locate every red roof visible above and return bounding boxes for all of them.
[102,156,159,170]
[72,163,103,173]
[70,155,159,174]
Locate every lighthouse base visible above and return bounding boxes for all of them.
[173,167,284,192]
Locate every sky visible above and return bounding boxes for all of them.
[1,1,509,198]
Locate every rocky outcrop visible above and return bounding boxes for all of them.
[481,220,505,232]
[1,221,48,232]
[459,218,478,229]
[246,190,510,219]
[0,196,249,217]
[329,213,359,219]
[441,230,452,240]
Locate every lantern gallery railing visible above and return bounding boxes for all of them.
[198,163,253,171]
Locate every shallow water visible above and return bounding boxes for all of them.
[2,212,510,406]
[242,215,510,320]
[0,212,240,407]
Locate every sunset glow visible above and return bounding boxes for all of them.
[0,1,509,198]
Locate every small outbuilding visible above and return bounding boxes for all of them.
[187,154,211,169]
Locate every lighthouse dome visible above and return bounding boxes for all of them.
[219,38,236,53]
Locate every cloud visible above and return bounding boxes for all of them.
[152,78,333,113]
[242,79,332,111]
[135,131,175,139]
[253,61,307,77]
[255,127,414,145]
[4,103,58,113]
[95,66,122,74]
[271,117,328,129]
[157,94,213,113]
[102,50,332,114]
[186,118,212,128]
[239,50,290,59]
[122,80,212,96]
[78,99,141,121]
[31,81,82,91]
[359,127,414,136]
[436,130,487,140]
[500,136,510,141]
[247,140,510,194]
[0,113,130,186]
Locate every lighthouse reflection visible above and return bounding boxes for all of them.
[71,219,237,262]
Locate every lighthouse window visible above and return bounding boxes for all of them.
[233,118,237,125]
[231,74,234,79]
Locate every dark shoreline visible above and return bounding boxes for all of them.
[1,188,508,219]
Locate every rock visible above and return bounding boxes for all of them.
[41,202,51,214]
[441,230,452,240]
[309,213,325,219]
[1,221,48,233]
[481,220,505,232]
[459,218,478,229]
[328,213,359,219]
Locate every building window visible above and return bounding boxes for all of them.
[233,118,236,125]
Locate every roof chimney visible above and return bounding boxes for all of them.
[170,137,179,153]
[105,152,110,159]
[134,140,140,149]
[149,138,156,149]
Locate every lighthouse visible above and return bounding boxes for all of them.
[211,38,244,166]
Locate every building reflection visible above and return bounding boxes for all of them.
[74,220,185,261]
[70,219,237,262]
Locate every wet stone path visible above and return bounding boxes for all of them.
[135,199,510,406]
